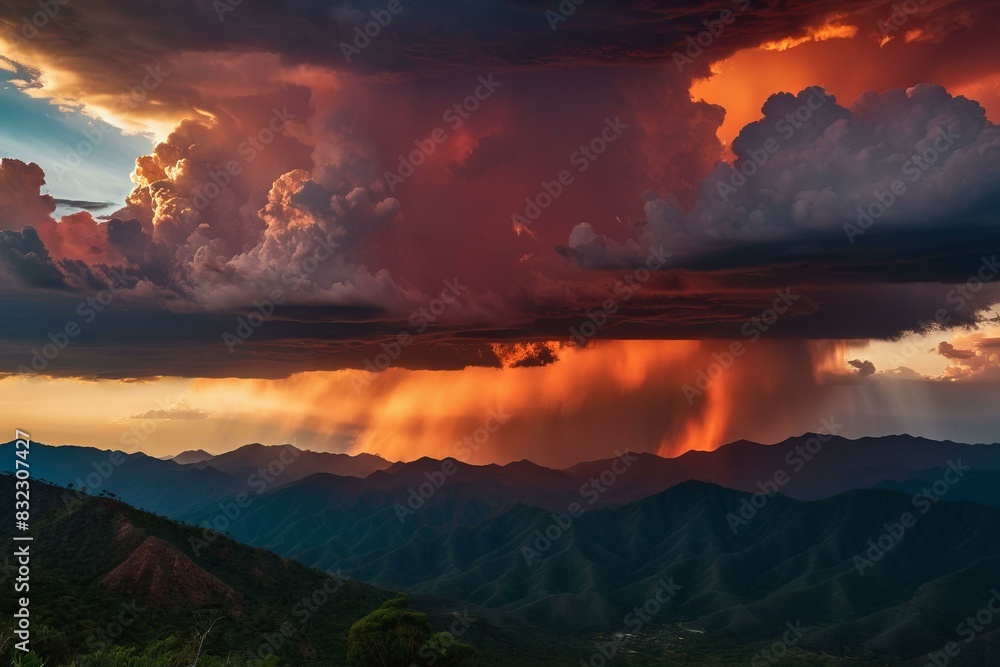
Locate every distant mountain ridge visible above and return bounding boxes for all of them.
[0,441,394,516]
[5,434,1000,518]
[189,442,394,482]
[563,433,1000,506]
[166,448,214,464]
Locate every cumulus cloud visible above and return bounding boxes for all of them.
[0,160,141,291]
[3,77,999,380]
[194,169,405,309]
[848,359,877,376]
[0,225,65,288]
[1,0,999,380]
[0,158,54,228]
[7,99,417,313]
[937,333,1000,381]
[566,85,1000,288]
[937,341,976,360]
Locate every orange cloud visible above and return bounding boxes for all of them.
[692,23,1000,149]
[759,16,859,51]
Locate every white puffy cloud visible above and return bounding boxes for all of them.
[85,103,416,311]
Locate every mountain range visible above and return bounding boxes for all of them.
[6,434,999,517]
[5,434,1000,664]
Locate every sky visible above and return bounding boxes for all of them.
[0,61,152,210]
[1,0,999,465]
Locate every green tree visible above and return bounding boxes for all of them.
[11,651,47,667]
[424,632,481,667]
[346,595,479,667]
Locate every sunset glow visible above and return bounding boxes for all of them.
[1,0,999,466]
[4,2,1000,664]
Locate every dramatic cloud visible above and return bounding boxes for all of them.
[568,84,998,269]
[0,158,53,227]
[0,0,994,149]
[937,341,975,360]
[848,359,877,376]
[120,117,410,310]
[938,333,1000,381]
[0,0,997,386]
[0,224,64,288]
[0,0,999,465]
